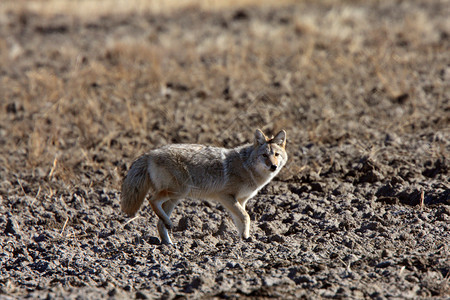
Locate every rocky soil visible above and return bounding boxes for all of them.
[0,0,448,299]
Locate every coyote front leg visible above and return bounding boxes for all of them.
[219,195,250,239]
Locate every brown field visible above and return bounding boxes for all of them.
[0,0,448,298]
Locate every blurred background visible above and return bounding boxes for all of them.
[0,0,448,198]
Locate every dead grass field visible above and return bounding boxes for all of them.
[0,0,449,298]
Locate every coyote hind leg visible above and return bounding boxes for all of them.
[149,190,176,230]
[157,199,180,244]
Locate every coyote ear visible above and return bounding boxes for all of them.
[272,130,286,148]
[254,129,268,145]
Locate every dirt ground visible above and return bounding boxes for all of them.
[0,0,449,299]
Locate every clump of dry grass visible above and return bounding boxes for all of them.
[1,0,298,18]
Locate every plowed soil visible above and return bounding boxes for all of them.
[0,0,449,299]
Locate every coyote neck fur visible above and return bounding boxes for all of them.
[237,145,264,186]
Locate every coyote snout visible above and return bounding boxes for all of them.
[121,129,287,244]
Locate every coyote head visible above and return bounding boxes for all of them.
[253,129,287,174]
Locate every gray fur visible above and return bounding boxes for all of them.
[121,129,288,244]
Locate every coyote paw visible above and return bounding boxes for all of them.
[160,238,173,245]
[243,236,253,243]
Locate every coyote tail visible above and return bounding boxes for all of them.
[121,155,152,216]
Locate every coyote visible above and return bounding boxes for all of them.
[121,129,287,244]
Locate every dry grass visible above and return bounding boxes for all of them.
[0,0,448,199]
[1,0,298,18]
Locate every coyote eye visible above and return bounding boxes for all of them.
[275,153,280,157]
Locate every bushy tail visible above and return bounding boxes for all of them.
[121,155,152,216]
